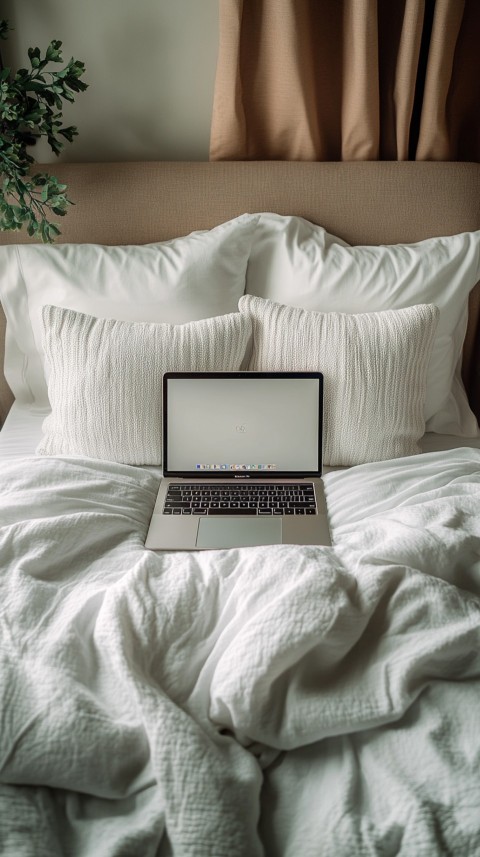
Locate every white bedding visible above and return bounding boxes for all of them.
[1,447,479,856]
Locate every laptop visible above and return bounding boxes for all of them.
[145,371,331,550]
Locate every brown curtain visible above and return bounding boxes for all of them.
[210,0,480,162]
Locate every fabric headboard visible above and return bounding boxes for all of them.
[1,160,479,425]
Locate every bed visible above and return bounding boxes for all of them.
[0,160,479,857]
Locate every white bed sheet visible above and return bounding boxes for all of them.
[2,401,480,463]
[1,445,479,855]
[0,403,47,459]
[0,404,166,474]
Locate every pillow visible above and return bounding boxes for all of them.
[0,213,259,410]
[239,294,439,467]
[37,305,252,465]
[246,214,480,436]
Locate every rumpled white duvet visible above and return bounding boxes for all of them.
[0,448,479,857]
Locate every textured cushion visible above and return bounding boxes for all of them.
[37,305,252,465]
[0,214,259,410]
[239,294,439,466]
[246,214,480,436]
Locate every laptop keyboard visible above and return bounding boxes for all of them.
[163,483,317,516]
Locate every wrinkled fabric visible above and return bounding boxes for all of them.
[0,450,479,856]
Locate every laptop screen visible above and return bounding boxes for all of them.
[163,372,323,477]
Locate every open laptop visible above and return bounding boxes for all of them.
[145,371,331,550]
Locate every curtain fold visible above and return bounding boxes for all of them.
[341,0,380,160]
[210,0,479,162]
[391,0,425,160]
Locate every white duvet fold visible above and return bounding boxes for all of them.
[0,450,479,856]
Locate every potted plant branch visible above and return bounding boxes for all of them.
[0,20,87,242]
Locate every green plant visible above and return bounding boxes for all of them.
[0,20,87,242]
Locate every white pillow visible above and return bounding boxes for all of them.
[246,214,480,436]
[37,305,252,465]
[239,294,439,467]
[0,214,259,410]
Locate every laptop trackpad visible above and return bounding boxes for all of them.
[196,517,282,549]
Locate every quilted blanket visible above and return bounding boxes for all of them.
[0,449,479,856]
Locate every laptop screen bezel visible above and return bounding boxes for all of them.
[162,371,324,479]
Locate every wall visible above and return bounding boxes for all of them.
[1,0,219,163]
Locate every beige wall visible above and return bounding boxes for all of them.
[1,0,219,162]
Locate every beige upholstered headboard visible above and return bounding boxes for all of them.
[1,160,479,426]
